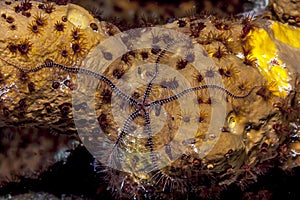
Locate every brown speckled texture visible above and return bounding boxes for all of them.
[270,0,300,26]
[0,0,113,131]
[0,0,300,199]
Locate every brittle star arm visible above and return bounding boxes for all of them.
[144,111,160,171]
[108,108,145,170]
[142,38,187,104]
[148,84,259,106]
[113,108,141,148]
[25,60,139,106]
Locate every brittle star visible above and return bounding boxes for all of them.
[4,38,257,172]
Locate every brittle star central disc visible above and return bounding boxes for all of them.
[111,63,187,139]
[72,27,227,173]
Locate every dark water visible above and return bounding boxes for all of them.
[0,146,299,200]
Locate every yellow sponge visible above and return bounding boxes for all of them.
[245,25,292,97]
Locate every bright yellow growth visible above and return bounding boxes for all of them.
[245,27,291,97]
[271,22,300,48]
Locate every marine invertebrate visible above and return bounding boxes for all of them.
[11,26,262,199]
[89,22,98,31]
[120,52,132,63]
[102,51,113,60]
[1,1,300,199]
[177,19,187,27]
[54,21,65,32]
[214,19,231,31]
[27,21,40,35]
[60,48,68,58]
[204,66,218,79]
[218,64,239,79]
[9,24,16,30]
[21,0,32,11]
[71,27,83,40]
[138,51,147,61]
[5,16,14,23]
[160,77,179,90]
[0,4,112,187]
[212,45,227,59]
[193,72,204,83]
[7,43,18,54]
[33,12,47,27]
[176,58,188,70]
[112,66,125,79]
[44,2,55,14]
[17,38,32,56]
[71,40,86,58]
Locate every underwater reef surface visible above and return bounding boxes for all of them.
[0,0,300,199]
[270,0,300,26]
